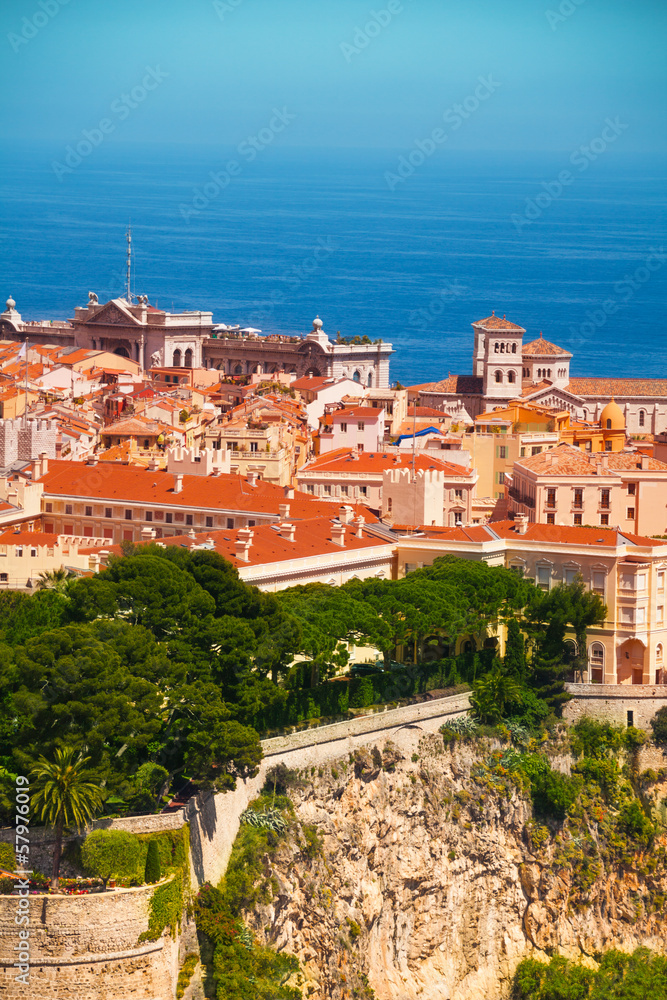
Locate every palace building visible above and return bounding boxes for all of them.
[0,294,393,388]
[413,312,667,435]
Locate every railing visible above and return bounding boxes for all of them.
[508,487,535,509]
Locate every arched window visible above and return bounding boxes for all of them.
[367,372,373,387]
[639,410,645,427]
[658,643,663,662]
[234,364,243,375]
[583,409,588,420]
[184,348,193,368]
[172,349,181,367]
[589,642,604,682]
[500,343,505,353]
[494,342,499,352]
[606,419,612,430]
[507,370,516,383]
[494,370,503,383]
[353,370,361,383]
[511,343,517,353]
[547,369,551,379]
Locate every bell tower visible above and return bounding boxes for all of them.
[472,312,525,400]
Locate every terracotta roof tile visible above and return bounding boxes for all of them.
[472,313,526,332]
[301,448,471,478]
[522,334,571,357]
[567,378,667,397]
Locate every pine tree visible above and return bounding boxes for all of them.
[504,618,527,678]
[144,840,161,884]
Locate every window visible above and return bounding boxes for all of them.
[85,505,93,517]
[358,445,364,452]
[324,485,331,495]
[547,513,555,524]
[104,507,112,519]
[600,514,609,526]
[495,472,505,485]
[455,489,463,499]
[65,504,73,515]
[507,370,516,383]
[497,445,507,459]
[357,422,365,431]
[45,502,52,513]
[573,488,583,508]
[44,523,54,533]
[546,488,556,509]
[387,497,393,513]
[30,548,36,558]
[564,567,578,585]
[15,547,23,558]
[511,343,517,353]
[658,643,663,662]
[659,571,665,591]
[494,370,503,383]
[605,441,612,451]
[145,511,153,522]
[574,514,582,526]
[454,511,463,526]
[0,574,7,583]
[83,526,93,537]
[536,565,551,590]
[124,509,132,521]
[123,530,133,541]
[621,607,634,624]
[627,507,635,519]
[340,423,347,433]
[340,485,349,496]
[206,516,213,528]
[531,446,541,456]
[248,520,256,527]
[636,607,646,626]
[592,571,605,596]
[628,483,636,496]
[64,524,74,535]
[165,512,173,524]
[520,447,525,457]
[103,527,113,539]
[359,486,368,496]
[606,419,612,430]
[227,518,234,529]
[600,489,610,509]
[639,410,645,427]
[306,485,315,494]
[186,514,193,526]
[658,606,664,624]
[250,442,258,452]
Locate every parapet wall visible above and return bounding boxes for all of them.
[563,683,667,732]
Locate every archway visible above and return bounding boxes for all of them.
[617,639,645,685]
[184,348,193,368]
[114,346,130,359]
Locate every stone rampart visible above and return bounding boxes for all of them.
[0,879,182,1000]
[564,683,667,732]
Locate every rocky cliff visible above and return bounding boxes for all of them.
[242,730,667,1000]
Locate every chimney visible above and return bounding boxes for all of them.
[338,504,354,524]
[514,512,529,535]
[174,474,183,494]
[87,456,98,466]
[278,521,296,542]
[284,485,294,499]
[640,454,650,470]
[247,471,258,487]
[235,527,254,561]
[353,515,365,538]
[331,522,346,546]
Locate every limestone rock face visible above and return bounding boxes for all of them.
[245,735,667,1000]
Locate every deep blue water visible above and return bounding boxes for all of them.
[1,142,666,386]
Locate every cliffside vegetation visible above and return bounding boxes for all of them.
[512,948,667,998]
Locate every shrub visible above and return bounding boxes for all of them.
[144,840,161,884]
[0,877,14,894]
[651,707,667,745]
[530,767,581,821]
[81,829,145,886]
[617,801,654,847]
[0,843,16,871]
[351,677,375,708]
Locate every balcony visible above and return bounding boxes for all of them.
[508,487,535,509]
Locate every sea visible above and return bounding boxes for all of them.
[1,141,666,387]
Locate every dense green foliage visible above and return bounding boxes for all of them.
[651,706,667,745]
[195,794,302,999]
[0,548,606,825]
[0,842,16,871]
[81,829,146,885]
[144,840,161,884]
[512,948,667,999]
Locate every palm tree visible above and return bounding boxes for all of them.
[30,747,104,887]
[471,665,523,725]
[35,568,71,594]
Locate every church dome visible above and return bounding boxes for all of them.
[6,295,15,311]
[600,398,625,430]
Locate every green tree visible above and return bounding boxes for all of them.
[35,568,71,594]
[81,828,145,887]
[185,721,263,792]
[31,747,104,886]
[471,665,523,724]
[504,619,527,678]
[144,840,161,884]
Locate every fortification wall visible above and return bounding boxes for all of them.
[563,683,667,732]
[0,879,183,1000]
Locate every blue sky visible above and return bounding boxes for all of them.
[2,0,666,151]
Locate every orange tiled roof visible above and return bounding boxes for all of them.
[36,459,378,521]
[490,521,664,547]
[606,453,667,472]
[84,516,386,568]
[300,448,471,478]
[472,313,526,332]
[0,530,62,546]
[515,444,616,477]
[522,334,571,357]
[567,378,667,397]
[410,375,483,395]
[332,407,384,419]
[521,380,553,396]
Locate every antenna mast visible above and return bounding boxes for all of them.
[125,224,133,303]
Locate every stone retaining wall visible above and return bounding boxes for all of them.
[563,683,667,732]
[0,879,182,1000]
